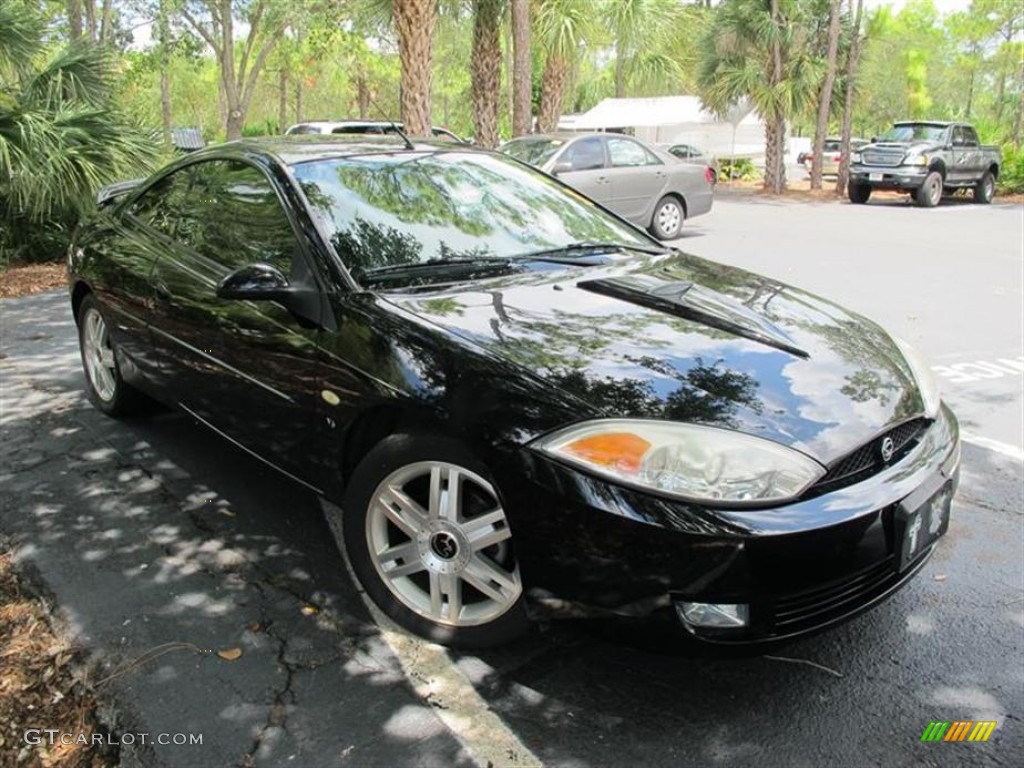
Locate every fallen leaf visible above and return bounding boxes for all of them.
[217,647,243,661]
[301,605,319,616]
[933,574,948,582]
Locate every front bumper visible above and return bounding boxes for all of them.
[850,165,928,190]
[500,404,960,643]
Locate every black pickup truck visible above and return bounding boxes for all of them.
[847,121,1001,207]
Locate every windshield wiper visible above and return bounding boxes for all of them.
[512,241,669,261]
[358,257,514,284]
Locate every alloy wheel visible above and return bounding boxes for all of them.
[82,308,117,402]
[365,461,521,627]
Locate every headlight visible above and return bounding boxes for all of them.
[531,420,826,506]
[850,151,862,164]
[906,154,928,166]
[892,337,941,418]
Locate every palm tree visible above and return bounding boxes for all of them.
[510,0,531,136]
[534,0,593,133]
[394,0,438,136]
[605,0,681,98]
[698,0,824,194]
[471,0,504,148]
[835,0,865,194]
[810,0,844,190]
[0,2,157,262]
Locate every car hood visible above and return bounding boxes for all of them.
[861,140,943,155]
[382,253,924,465]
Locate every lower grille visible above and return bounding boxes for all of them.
[806,418,929,497]
[863,151,904,167]
[773,558,896,631]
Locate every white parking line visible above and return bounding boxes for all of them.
[320,500,543,768]
[961,433,1024,463]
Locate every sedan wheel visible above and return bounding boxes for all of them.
[650,196,684,240]
[77,294,150,416]
[341,435,529,648]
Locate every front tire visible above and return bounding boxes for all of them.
[914,171,943,208]
[848,183,871,204]
[77,294,151,417]
[649,195,685,240]
[340,434,530,648]
[973,171,995,204]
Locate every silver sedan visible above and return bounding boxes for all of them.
[502,133,714,240]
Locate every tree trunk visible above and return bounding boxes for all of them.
[765,0,785,194]
[394,0,438,137]
[471,0,503,149]
[511,0,532,136]
[157,0,172,147]
[278,68,289,134]
[810,0,843,191]
[99,0,113,45]
[295,81,304,124]
[357,73,370,119]
[537,55,568,133]
[68,0,83,40]
[764,113,786,195]
[836,0,865,195]
[614,38,626,98]
[1013,58,1024,146]
[83,0,97,42]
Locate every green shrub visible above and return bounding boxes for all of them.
[998,145,1024,195]
[719,157,759,180]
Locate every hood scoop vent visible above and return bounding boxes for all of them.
[577,275,809,358]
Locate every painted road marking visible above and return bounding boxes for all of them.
[320,500,543,768]
[961,433,1024,463]
[933,357,1024,385]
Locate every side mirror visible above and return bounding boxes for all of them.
[216,263,291,302]
[551,161,573,175]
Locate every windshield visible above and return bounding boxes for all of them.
[882,124,947,142]
[501,138,565,167]
[291,151,652,283]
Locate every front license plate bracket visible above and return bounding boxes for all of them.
[897,481,953,571]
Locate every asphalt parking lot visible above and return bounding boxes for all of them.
[1,193,1021,767]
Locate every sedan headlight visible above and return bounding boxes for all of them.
[531,420,826,506]
[892,337,941,418]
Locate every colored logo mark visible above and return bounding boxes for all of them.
[920,721,997,742]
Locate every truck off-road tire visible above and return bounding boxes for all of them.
[914,171,943,208]
[848,183,871,204]
[973,171,995,204]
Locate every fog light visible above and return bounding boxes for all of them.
[676,601,749,629]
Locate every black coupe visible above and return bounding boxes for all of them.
[68,137,960,648]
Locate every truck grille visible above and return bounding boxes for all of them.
[862,151,904,167]
[805,418,929,497]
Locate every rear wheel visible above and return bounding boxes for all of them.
[340,434,530,648]
[77,294,151,416]
[847,183,871,204]
[973,171,995,204]
[649,196,684,240]
[914,171,943,208]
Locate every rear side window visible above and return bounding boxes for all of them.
[562,137,606,171]
[607,138,661,167]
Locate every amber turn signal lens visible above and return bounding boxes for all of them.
[563,432,651,472]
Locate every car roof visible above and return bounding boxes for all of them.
[184,135,481,167]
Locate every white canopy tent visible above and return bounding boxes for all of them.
[558,96,770,159]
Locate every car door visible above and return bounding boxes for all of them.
[959,126,983,180]
[603,137,669,224]
[552,137,612,205]
[145,159,325,487]
[949,126,975,184]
